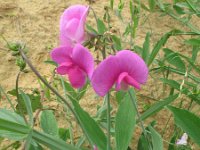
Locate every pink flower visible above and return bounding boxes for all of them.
[51,44,94,88]
[176,133,188,146]
[91,50,148,96]
[60,5,89,46]
[93,145,98,150]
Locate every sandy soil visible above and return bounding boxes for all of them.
[0,0,200,149]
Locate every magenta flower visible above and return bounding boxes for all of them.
[91,50,148,96]
[51,44,94,88]
[60,5,89,46]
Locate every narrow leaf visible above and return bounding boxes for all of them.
[168,106,200,146]
[140,94,178,121]
[111,35,122,50]
[148,0,156,11]
[163,48,186,72]
[20,91,33,126]
[40,110,58,137]
[142,32,150,63]
[32,130,79,150]
[149,126,163,150]
[148,32,171,66]
[115,92,136,150]
[97,19,107,34]
[70,99,107,150]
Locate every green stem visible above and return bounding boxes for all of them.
[161,114,172,136]
[16,71,28,124]
[128,90,152,150]
[106,93,111,150]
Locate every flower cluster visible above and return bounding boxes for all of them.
[51,5,148,96]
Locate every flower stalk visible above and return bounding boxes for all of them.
[106,93,111,150]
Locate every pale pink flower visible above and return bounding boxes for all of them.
[51,44,94,88]
[91,50,148,96]
[93,145,98,150]
[59,5,89,46]
[176,133,188,146]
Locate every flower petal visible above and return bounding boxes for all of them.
[60,18,79,44]
[56,62,74,75]
[124,75,140,90]
[59,5,88,46]
[72,44,94,78]
[75,6,89,43]
[116,50,148,84]
[68,66,87,88]
[116,72,140,91]
[91,56,120,96]
[60,5,88,31]
[115,72,128,91]
[50,46,73,64]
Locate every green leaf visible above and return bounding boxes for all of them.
[148,32,171,66]
[156,0,165,11]
[0,109,79,150]
[142,32,150,63]
[148,0,156,11]
[86,24,98,35]
[32,130,80,150]
[137,132,149,150]
[29,141,44,150]
[149,126,163,150]
[168,132,177,150]
[0,130,27,140]
[70,99,107,150]
[97,19,107,34]
[59,128,70,141]
[61,78,77,99]
[156,66,200,83]
[44,60,58,67]
[163,48,186,72]
[140,94,178,121]
[0,109,28,140]
[38,77,51,99]
[77,82,88,100]
[173,4,185,15]
[40,110,58,137]
[110,0,114,9]
[0,118,29,134]
[9,90,42,114]
[129,1,134,20]
[115,92,136,150]
[168,106,200,146]
[20,91,33,126]
[185,0,199,14]
[111,35,122,50]
[185,38,200,46]
[0,108,26,125]
[160,78,180,90]
[25,130,33,150]
[116,90,126,104]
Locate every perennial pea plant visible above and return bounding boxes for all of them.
[0,1,200,150]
